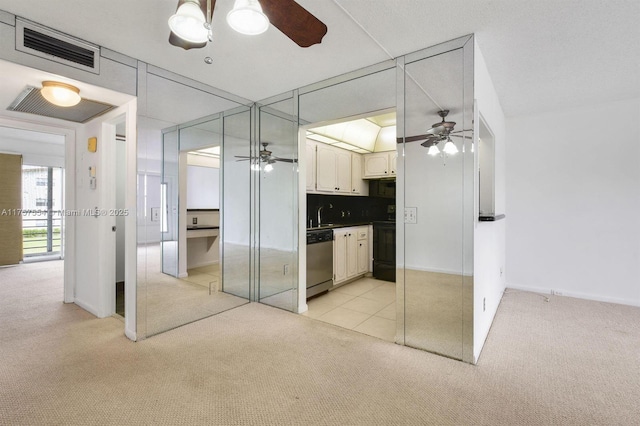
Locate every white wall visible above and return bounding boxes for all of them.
[74,103,135,318]
[187,165,220,209]
[473,40,507,362]
[0,135,64,167]
[506,97,640,306]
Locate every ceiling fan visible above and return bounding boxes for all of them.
[402,110,471,148]
[235,142,297,170]
[169,0,328,50]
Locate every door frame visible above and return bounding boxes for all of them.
[100,105,137,340]
[0,116,76,303]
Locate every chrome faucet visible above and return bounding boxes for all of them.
[317,203,333,227]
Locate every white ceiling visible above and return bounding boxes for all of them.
[0,0,638,117]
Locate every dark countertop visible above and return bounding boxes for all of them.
[479,214,506,222]
[187,225,220,230]
[306,221,373,231]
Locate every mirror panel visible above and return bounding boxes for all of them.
[137,67,250,338]
[220,108,253,300]
[399,46,474,360]
[257,98,299,310]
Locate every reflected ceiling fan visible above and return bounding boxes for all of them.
[235,142,297,171]
[402,110,472,156]
[168,0,328,50]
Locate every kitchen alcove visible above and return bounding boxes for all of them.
[135,35,505,364]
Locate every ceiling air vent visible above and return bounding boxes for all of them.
[16,19,100,74]
[8,86,115,123]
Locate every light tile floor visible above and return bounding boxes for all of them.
[303,277,396,342]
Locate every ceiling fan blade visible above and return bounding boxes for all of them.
[260,0,327,47]
[399,134,432,143]
[420,137,440,147]
[426,125,445,136]
[234,155,251,159]
[449,134,473,140]
[168,0,213,50]
[274,157,298,163]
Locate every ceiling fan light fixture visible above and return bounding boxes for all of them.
[427,144,440,156]
[443,138,459,155]
[169,0,209,43]
[264,162,274,172]
[40,81,81,107]
[227,0,270,35]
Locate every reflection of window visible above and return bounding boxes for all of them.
[36,177,47,186]
[161,183,168,233]
[36,198,47,206]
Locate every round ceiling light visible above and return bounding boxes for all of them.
[41,81,81,107]
[168,0,209,43]
[227,0,270,35]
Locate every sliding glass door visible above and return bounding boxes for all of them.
[21,165,63,258]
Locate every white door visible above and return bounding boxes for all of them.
[305,141,316,191]
[351,153,362,194]
[357,239,368,274]
[363,152,389,178]
[335,150,351,193]
[333,229,347,283]
[346,230,358,278]
[316,145,336,192]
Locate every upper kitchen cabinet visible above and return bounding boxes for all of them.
[306,139,316,192]
[363,150,397,178]
[351,153,368,195]
[313,144,358,195]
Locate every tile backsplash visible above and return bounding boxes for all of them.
[307,193,395,227]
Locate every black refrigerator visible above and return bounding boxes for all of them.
[373,221,396,282]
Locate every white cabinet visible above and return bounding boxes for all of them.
[306,140,316,191]
[334,226,369,285]
[315,144,352,194]
[308,143,367,195]
[363,151,397,179]
[356,228,369,275]
[333,229,348,283]
[350,153,368,195]
[316,144,338,192]
[335,150,351,194]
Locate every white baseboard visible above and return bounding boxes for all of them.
[74,297,99,317]
[125,327,137,341]
[506,284,640,307]
[187,259,220,270]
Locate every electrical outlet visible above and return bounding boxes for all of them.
[192,217,197,225]
[283,264,289,275]
[483,297,486,312]
[404,207,417,224]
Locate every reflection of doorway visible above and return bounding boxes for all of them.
[114,128,126,317]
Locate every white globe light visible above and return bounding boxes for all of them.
[227,0,270,35]
[168,1,208,43]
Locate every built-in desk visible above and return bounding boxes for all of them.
[186,226,219,249]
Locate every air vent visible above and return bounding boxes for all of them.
[16,19,100,74]
[8,86,115,123]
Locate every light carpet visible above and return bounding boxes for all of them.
[0,261,638,425]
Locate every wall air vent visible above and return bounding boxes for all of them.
[16,19,100,74]
[8,86,115,123]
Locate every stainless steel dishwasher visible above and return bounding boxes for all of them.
[306,229,334,298]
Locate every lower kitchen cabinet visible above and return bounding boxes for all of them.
[334,226,369,285]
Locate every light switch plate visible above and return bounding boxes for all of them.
[404,207,417,224]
